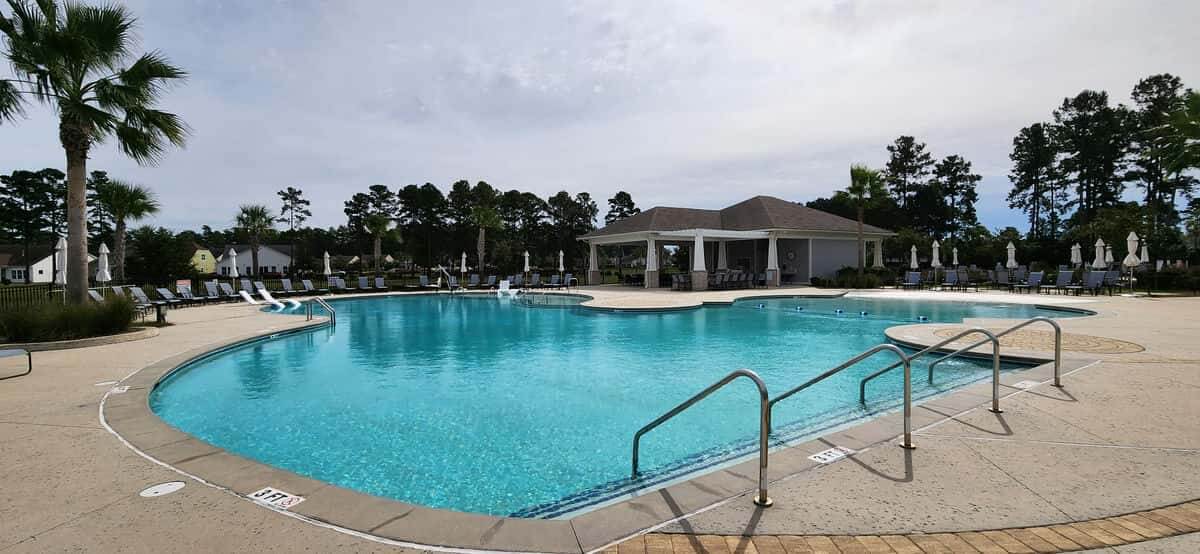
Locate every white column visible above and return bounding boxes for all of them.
[646,238,657,271]
[717,241,728,270]
[588,242,598,272]
[872,239,884,268]
[766,234,778,271]
[692,233,706,271]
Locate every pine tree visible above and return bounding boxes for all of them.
[1052,90,1132,226]
[1007,123,1063,239]
[931,155,981,243]
[883,136,935,213]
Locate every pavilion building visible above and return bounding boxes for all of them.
[579,195,894,289]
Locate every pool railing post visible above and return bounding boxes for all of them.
[990,337,1003,413]
[755,381,772,507]
[1051,319,1063,387]
[900,356,915,450]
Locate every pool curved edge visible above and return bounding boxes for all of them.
[101,303,1102,554]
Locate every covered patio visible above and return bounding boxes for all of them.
[580,196,893,290]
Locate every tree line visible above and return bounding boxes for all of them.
[809,73,1200,270]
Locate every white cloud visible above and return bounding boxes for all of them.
[2,0,1198,232]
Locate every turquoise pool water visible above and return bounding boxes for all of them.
[149,295,1077,517]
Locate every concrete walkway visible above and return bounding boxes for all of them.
[1,290,1197,552]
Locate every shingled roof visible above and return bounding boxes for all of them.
[582,195,892,238]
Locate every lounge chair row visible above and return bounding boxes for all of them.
[899,269,1120,296]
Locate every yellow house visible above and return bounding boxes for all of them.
[190,244,216,274]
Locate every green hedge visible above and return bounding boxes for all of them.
[0,296,137,342]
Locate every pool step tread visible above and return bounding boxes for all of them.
[616,499,1200,553]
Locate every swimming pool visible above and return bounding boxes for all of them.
[150,295,1077,518]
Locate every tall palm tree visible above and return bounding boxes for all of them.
[236,205,273,277]
[364,214,392,273]
[471,205,501,274]
[94,180,158,283]
[0,1,188,303]
[847,164,886,277]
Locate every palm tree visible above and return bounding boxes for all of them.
[847,164,886,277]
[471,205,501,273]
[94,180,158,283]
[364,214,392,273]
[0,1,188,303]
[236,205,274,277]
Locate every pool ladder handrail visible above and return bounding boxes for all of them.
[768,344,915,448]
[858,327,1003,413]
[631,368,774,507]
[306,297,336,326]
[926,316,1062,387]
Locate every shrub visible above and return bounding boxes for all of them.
[0,297,137,342]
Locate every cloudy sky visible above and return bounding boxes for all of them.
[4,0,1199,232]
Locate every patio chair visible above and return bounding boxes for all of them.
[1064,271,1100,296]
[200,282,227,302]
[279,278,300,296]
[239,279,255,294]
[1012,271,1043,294]
[956,269,977,292]
[1013,267,1028,283]
[530,273,543,288]
[564,273,577,289]
[418,275,438,289]
[375,277,390,291]
[1102,270,1120,295]
[485,275,498,289]
[901,271,922,290]
[467,274,481,288]
[333,277,358,293]
[177,285,210,305]
[300,279,329,295]
[1042,272,1072,294]
[447,275,461,290]
[544,275,559,288]
[87,290,106,303]
[357,276,376,292]
[154,287,190,307]
[253,283,288,309]
[993,271,1012,291]
[219,282,240,300]
[513,274,524,288]
[130,287,170,309]
[940,270,959,291]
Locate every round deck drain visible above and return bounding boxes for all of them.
[139,481,185,498]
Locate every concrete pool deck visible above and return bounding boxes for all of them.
[0,288,1196,552]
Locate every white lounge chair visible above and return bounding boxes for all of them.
[255,286,287,310]
[496,279,519,298]
[238,290,260,305]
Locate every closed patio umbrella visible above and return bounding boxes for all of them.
[460,252,467,275]
[1122,232,1141,268]
[931,240,942,268]
[53,236,67,286]
[1092,239,1106,269]
[909,245,918,269]
[523,251,530,273]
[558,250,564,273]
[1104,244,1114,267]
[322,252,331,276]
[1005,242,1018,269]
[95,243,111,285]
[228,248,239,290]
[951,247,959,267]
[1070,243,1082,267]
[1140,242,1150,265]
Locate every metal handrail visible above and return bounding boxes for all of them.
[927,316,1063,387]
[0,348,32,381]
[631,369,773,507]
[859,328,1003,413]
[769,344,915,448]
[307,297,336,326]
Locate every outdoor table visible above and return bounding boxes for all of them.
[154,303,168,325]
[0,348,32,380]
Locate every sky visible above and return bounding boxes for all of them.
[3,0,1200,233]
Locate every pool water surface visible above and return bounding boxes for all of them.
[150,295,1076,517]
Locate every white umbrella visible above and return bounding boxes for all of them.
[523,251,530,273]
[1140,242,1150,265]
[384,254,395,263]
[347,255,360,265]
[931,240,942,268]
[53,236,67,285]
[460,252,467,274]
[95,243,111,284]
[322,251,331,276]
[558,250,564,272]
[1070,243,1082,267]
[951,247,959,267]
[909,245,918,269]
[228,248,239,279]
[1005,242,1018,269]
[1092,239,1106,269]
[1104,244,1114,266]
[1122,232,1141,268]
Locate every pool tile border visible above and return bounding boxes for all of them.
[103,302,1106,553]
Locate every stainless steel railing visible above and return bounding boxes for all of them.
[769,344,915,448]
[631,369,773,507]
[306,297,336,326]
[859,327,1003,413]
[927,316,1062,387]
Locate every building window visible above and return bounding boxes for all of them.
[200,254,207,260]
[270,266,277,273]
